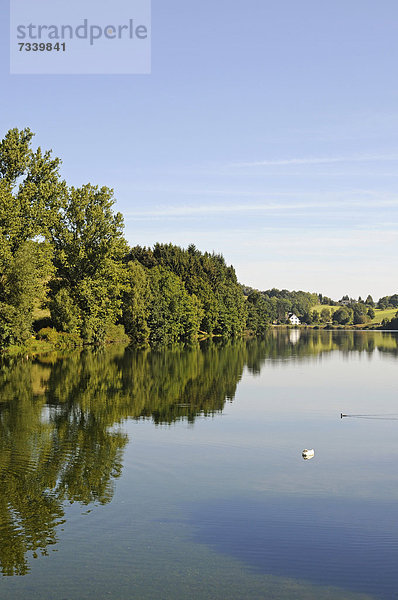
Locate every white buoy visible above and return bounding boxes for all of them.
[302,448,315,460]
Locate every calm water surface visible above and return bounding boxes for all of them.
[0,330,398,600]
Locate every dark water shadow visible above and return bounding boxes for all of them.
[187,495,398,600]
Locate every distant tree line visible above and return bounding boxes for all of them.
[241,287,398,328]
[381,312,398,330]
[377,294,398,309]
[331,303,375,326]
[242,287,319,325]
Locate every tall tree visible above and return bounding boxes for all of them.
[246,290,270,335]
[333,307,352,325]
[0,128,63,348]
[48,184,128,343]
[121,260,151,344]
[147,266,203,344]
[320,308,331,323]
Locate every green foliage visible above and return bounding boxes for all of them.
[216,270,247,337]
[352,302,370,325]
[129,243,248,339]
[121,260,151,344]
[377,296,389,310]
[49,287,80,334]
[48,184,128,343]
[377,294,398,309]
[104,324,130,343]
[246,290,271,334]
[382,311,398,330]
[333,307,353,325]
[0,241,53,347]
[311,309,320,324]
[353,312,368,325]
[121,258,206,345]
[320,308,331,323]
[320,295,337,306]
[301,311,312,324]
[0,129,63,253]
[36,327,82,348]
[147,266,203,344]
[367,307,375,319]
[260,288,318,322]
[0,128,63,349]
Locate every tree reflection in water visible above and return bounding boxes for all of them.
[0,331,397,575]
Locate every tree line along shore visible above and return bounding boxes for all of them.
[1,128,397,355]
[245,291,398,329]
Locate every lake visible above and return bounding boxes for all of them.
[0,330,398,600]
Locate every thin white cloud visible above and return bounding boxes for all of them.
[125,202,320,219]
[124,196,398,220]
[119,185,397,199]
[234,154,398,168]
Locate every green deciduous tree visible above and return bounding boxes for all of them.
[246,290,270,335]
[0,241,53,345]
[128,243,248,338]
[320,308,331,323]
[377,296,389,310]
[390,294,398,308]
[352,303,369,325]
[48,184,128,343]
[147,266,203,344]
[333,307,352,325]
[121,261,151,345]
[0,128,63,349]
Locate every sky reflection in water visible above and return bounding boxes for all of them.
[0,330,397,599]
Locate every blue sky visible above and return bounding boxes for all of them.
[1,0,398,299]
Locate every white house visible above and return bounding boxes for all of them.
[288,312,301,325]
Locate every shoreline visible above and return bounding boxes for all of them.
[271,324,398,332]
